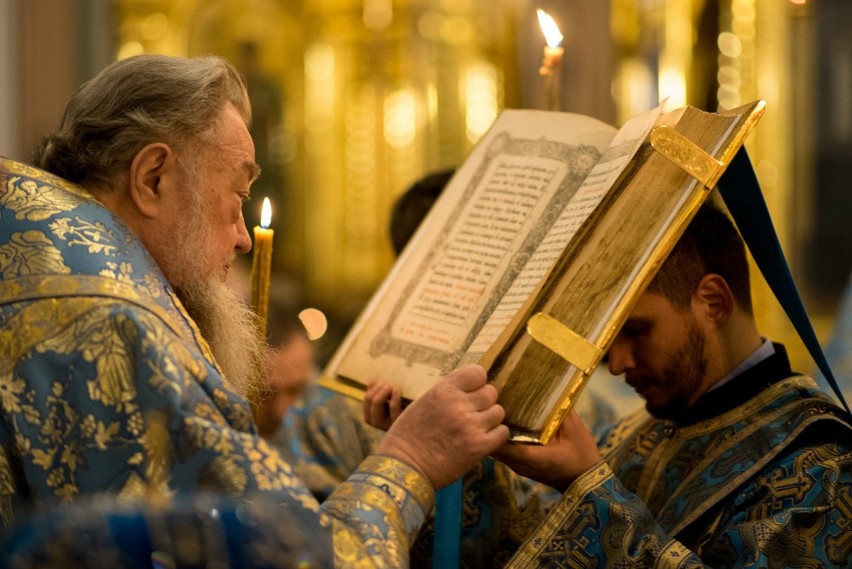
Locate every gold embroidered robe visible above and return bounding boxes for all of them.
[0,157,433,567]
[507,346,852,568]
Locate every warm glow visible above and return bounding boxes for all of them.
[717,32,743,58]
[299,308,328,340]
[658,66,687,109]
[304,44,336,159]
[260,197,272,228]
[536,9,563,48]
[613,58,655,123]
[383,88,418,149]
[363,0,392,31]
[141,13,169,41]
[465,62,499,143]
[117,41,144,60]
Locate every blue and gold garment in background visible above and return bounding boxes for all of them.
[0,157,433,567]
[506,346,852,568]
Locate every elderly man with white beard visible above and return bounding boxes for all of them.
[0,54,508,568]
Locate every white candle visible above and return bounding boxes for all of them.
[537,9,565,112]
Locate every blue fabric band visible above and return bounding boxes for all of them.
[433,479,462,568]
[717,147,851,417]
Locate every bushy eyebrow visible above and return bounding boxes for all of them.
[244,160,262,183]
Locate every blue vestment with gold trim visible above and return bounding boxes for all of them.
[0,158,433,567]
[506,346,852,567]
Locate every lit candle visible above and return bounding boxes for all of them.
[537,8,564,112]
[250,197,273,339]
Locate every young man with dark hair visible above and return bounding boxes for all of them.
[491,197,852,567]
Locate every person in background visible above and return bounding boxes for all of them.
[255,309,318,441]
[274,172,461,503]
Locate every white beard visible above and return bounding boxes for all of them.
[157,180,266,403]
[174,278,266,404]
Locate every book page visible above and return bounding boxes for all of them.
[331,110,617,398]
[390,156,568,350]
[465,104,665,356]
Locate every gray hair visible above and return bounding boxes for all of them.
[33,54,250,190]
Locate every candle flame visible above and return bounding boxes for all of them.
[537,9,563,48]
[260,197,272,228]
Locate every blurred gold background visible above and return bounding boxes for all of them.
[5,0,850,374]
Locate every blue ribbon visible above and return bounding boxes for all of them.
[432,479,462,568]
[717,147,851,417]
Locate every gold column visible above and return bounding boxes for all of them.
[723,0,808,369]
[302,1,509,320]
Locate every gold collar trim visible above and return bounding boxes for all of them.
[1,274,186,341]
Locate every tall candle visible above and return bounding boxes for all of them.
[537,9,565,112]
[250,197,273,339]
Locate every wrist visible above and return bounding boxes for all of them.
[376,434,434,487]
[537,452,604,493]
[562,459,609,493]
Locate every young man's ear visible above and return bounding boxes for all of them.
[128,143,178,218]
[693,274,734,326]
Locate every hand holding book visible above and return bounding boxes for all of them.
[492,410,601,492]
[375,365,509,489]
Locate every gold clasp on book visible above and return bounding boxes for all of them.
[650,125,724,189]
[526,313,603,375]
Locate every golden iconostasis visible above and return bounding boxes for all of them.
[99,0,849,371]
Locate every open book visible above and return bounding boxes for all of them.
[321,100,765,443]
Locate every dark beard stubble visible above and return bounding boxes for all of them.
[646,322,708,421]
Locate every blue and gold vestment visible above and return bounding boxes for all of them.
[507,345,852,568]
[278,380,616,567]
[0,158,434,567]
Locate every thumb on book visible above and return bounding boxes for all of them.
[443,364,488,392]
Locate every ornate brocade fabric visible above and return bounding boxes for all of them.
[278,381,616,567]
[507,375,852,568]
[279,384,566,568]
[0,158,433,567]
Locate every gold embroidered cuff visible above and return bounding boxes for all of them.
[506,461,613,568]
[350,454,435,514]
[566,460,612,497]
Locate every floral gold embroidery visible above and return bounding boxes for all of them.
[34,308,139,413]
[1,297,97,373]
[0,230,71,278]
[2,176,79,221]
[0,447,17,502]
[51,217,119,257]
[1,158,92,201]
[206,455,248,494]
[85,316,139,413]
[0,375,27,413]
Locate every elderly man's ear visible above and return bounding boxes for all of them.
[128,143,182,219]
